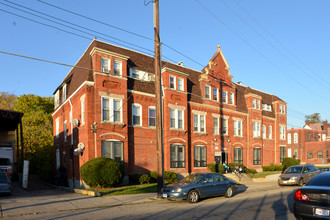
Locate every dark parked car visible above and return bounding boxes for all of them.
[278,164,320,186]
[319,167,330,172]
[161,172,237,203]
[293,172,330,219]
[0,172,11,195]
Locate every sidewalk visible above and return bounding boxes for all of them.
[0,180,295,218]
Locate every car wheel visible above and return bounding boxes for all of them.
[225,186,233,198]
[298,178,303,186]
[187,190,199,203]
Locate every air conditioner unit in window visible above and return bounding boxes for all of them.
[102,68,110,73]
[148,75,155,82]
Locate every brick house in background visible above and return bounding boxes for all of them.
[287,121,330,165]
[52,39,287,188]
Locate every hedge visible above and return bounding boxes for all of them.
[149,171,178,183]
[80,157,124,187]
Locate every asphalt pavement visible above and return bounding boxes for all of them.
[0,179,297,218]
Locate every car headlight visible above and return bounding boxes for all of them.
[173,187,182,192]
[290,177,297,180]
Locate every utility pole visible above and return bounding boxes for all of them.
[154,0,164,197]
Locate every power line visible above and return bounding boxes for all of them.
[35,0,204,67]
[195,0,330,104]
[231,0,330,88]
[219,0,330,90]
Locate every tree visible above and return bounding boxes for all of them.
[305,113,321,124]
[13,94,54,155]
[0,92,17,110]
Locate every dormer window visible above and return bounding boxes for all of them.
[177,77,184,91]
[205,85,211,99]
[170,75,176,89]
[101,57,110,73]
[229,92,234,105]
[54,90,60,108]
[279,104,286,114]
[62,84,67,103]
[113,60,122,76]
[252,99,256,109]
[257,100,260,109]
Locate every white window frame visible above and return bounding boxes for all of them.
[81,97,85,125]
[101,57,111,73]
[253,121,261,138]
[102,97,123,123]
[205,85,211,99]
[229,92,234,105]
[170,108,184,129]
[234,119,243,137]
[62,84,67,103]
[280,125,286,140]
[148,106,156,127]
[113,60,122,76]
[222,91,228,103]
[193,113,206,133]
[269,125,272,139]
[222,117,228,135]
[177,77,184,91]
[169,75,176,89]
[252,99,256,109]
[257,100,260,109]
[55,117,59,138]
[213,117,219,134]
[294,133,298,143]
[288,133,292,144]
[54,90,60,108]
[213,87,219,101]
[262,124,266,139]
[101,140,124,162]
[132,103,142,126]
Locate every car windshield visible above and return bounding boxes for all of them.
[307,174,330,187]
[180,174,205,184]
[284,166,302,174]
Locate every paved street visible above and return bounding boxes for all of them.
[0,180,299,219]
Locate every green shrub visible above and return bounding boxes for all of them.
[139,174,151,184]
[245,168,257,174]
[218,164,225,174]
[129,174,143,185]
[262,164,283,171]
[207,163,218,172]
[80,157,124,187]
[149,171,178,183]
[228,162,243,172]
[282,157,300,168]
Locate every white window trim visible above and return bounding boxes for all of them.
[294,133,298,143]
[205,85,211,100]
[54,90,60,108]
[148,106,156,127]
[194,113,206,133]
[288,133,292,144]
[170,108,184,129]
[102,97,123,123]
[213,117,219,135]
[269,125,272,139]
[101,57,111,73]
[234,119,243,137]
[81,96,85,125]
[222,91,228,103]
[113,60,122,76]
[213,87,219,101]
[62,84,67,103]
[177,77,184,91]
[55,117,59,138]
[229,92,234,105]
[253,121,261,138]
[262,124,266,139]
[132,103,142,126]
[222,117,229,136]
[252,99,256,109]
[169,75,176,89]
[280,125,286,140]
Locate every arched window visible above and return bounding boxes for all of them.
[294,133,298,143]
[288,133,292,144]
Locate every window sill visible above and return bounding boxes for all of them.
[101,121,125,126]
[170,128,186,132]
[233,135,243,138]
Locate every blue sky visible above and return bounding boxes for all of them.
[1,0,329,128]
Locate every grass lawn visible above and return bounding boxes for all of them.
[90,183,158,196]
[248,171,281,178]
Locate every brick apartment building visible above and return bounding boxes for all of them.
[52,39,287,187]
[287,121,330,165]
